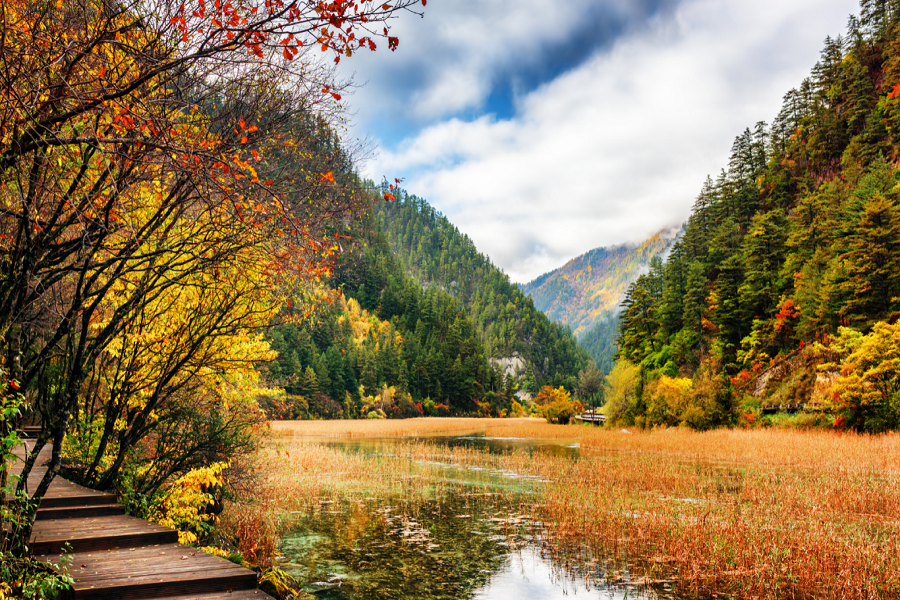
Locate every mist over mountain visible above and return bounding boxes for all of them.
[520,228,681,338]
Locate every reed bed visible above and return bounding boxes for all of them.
[230,420,900,598]
[267,417,540,438]
[273,418,900,471]
[220,439,522,566]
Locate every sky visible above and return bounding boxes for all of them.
[337,0,861,284]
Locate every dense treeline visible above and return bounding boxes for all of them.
[261,191,593,419]
[614,0,900,432]
[374,193,591,385]
[263,222,503,418]
[578,311,619,374]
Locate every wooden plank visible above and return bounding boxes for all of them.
[75,561,247,585]
[33,514,172,535]
[36,503,126,520]
[32,529,178,554]
[76,571,256,600]
[36,481,117,509]
[31,514,178,554]
[54,545,249,581]
[9,450,117,510]
[40,544,260,599]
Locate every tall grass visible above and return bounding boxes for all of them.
[228,420,900,597]
[267,417,543,439]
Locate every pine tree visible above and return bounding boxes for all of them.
[739,209,789,321]
[301,366,320,399]
[841,193,900,325]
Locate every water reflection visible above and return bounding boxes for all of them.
[277,435,664,600]
[320,433,581,459]
[475,547,635,600]
[279,498,520,599]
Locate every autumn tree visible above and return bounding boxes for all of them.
[830,322,900,431]
[533,385,580,424]
[0,0,423,549]
[604,360,639,425]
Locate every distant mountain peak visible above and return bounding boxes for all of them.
[521,228,681,337]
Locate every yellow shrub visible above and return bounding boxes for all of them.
[534,386,581,424]
[646,375,694,427]
[147,463,228,545]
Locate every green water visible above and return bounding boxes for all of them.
[276,435,673,600]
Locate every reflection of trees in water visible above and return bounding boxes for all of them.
[273,438,671,600]
[281,494,530,600]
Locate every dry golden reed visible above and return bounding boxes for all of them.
[267,417,541,439]
[234,419,900,598]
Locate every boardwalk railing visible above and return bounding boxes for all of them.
[759,402,825,415]
[575,409,607,426]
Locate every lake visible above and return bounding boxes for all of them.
[273,434,673,600]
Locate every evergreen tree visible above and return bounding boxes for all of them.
[841,193,900,325]
[301,366,320,399]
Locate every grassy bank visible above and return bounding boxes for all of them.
[228,419,900,598]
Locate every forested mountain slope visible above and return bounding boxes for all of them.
[614,0,900,432]
[373,192,591,381]
[261,189,591,419]
[520,229,680,338]
[578,312,620,375]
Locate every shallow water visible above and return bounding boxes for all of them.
[320,433,581,459]
[276,434,672,600]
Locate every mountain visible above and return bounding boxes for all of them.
[520,229,681,338]
[373,192,592,387]
[262,188,592,419]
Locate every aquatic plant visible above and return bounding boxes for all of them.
[229,420,900,599]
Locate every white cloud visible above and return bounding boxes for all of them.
[358,0,859,283]
[340,0,676,125]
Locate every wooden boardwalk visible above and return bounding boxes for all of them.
[759,402,825,415]
[574,409,607,425]
[10,438,273,600]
